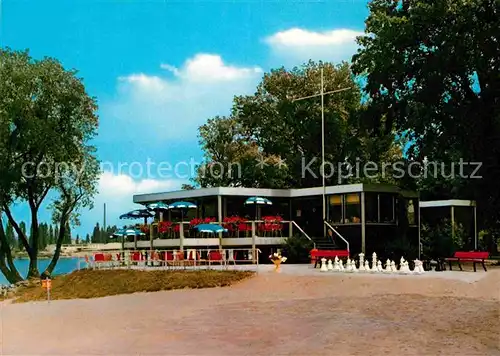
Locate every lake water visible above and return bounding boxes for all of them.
[0,257,85,285]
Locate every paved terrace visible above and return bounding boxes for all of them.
[1,265,499,355]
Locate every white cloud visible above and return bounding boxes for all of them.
[101,53,263,142]
[78,172,183,233]
[265,28,363,66]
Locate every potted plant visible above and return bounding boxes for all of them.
[269,252,287,272]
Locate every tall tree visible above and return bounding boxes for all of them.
[92,223,101,243]
[48,225,54,245]
[5,221,15,249]
[352,0,500,230]
[18,221,27,251]
[75,234,80,244]
[62,221,71,245]
[0,48,99,282]
[85,233,90,244]
[194,61,399,188]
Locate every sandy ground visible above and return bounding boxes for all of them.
[1,265,499,356]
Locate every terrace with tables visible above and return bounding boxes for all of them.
[117,184,419,260]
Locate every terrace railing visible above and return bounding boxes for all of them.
[291,221,315,249]
[83,247,262,269]
[324,220,349,252]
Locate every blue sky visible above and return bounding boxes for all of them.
[0,0,369,237]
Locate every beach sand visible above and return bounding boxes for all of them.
[1,266,499,355]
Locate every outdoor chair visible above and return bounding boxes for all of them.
[94,253,105,269]
[207,250,224,267]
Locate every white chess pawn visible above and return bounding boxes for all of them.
[333,258,340,271]
[364,260,370,271]
[419,260,425,273]
[390,260,397,272]
[400,256,406,266]
[384,259,392,273]
[334,255,339,264]
[401,261,410,274]
[346,257,352,272]
[377,260,383,272]
[320,258,328,272]
[327,259,333,270]
[415,260,424,274]
[349,259,356,272]
[339,259,344,271]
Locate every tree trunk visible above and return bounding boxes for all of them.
[0,219,23,283]
[27,208,40,278]
[42,213,68,277]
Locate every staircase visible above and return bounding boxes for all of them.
[311,236,337,250]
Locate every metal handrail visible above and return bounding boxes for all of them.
[324,221,349,252]
[291,221,316,249]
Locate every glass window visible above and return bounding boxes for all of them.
[328,195,343,223]
[379,194,395,223]
[344,193,361,223]
[365,193,378,223]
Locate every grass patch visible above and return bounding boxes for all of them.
[12,269,255,303]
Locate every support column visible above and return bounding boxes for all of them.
[474,205,477,250]
[134,233,137,250]
[150,224,154,251]
[361,191,366,254]
[179,223,184,251]
[451,206,455,240]
[217,195,223,248]
[251,221,256,264]
[417,199,421,259]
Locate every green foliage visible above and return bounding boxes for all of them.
[181,184,196,190]
[352,0,500,231]
[5,222,15,249]
[0,48,99,281]
[282,235,314,263]
[62,221,71,244]
[194,61,401,188]
[421,219,467,259]
[18,221,26,251]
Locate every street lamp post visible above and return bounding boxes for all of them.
[291,67,351,235]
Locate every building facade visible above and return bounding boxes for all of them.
[129,183,420,258]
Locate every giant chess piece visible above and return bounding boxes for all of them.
[333,256,340,271]
[390,260,397,272]
[384,259,392,273]
[414,260,425,274]
[401,261,410,274]
[327,259,333,271]
[339,259,344,271]
[418,260,425,273]
[346,257,353,272]
[364,260,370,272]
[351,259,358,272]
[358,253,365,271]
[371,252,378,272]
[377,260,383,272]
[320,258,328,272]
[400,256,406,269]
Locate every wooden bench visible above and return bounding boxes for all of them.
[310,249,350,268]
[445,251,489,272]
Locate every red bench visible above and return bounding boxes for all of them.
[310,249,350,268]
[445,251,489,272]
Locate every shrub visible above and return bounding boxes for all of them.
[282,235,314,263]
